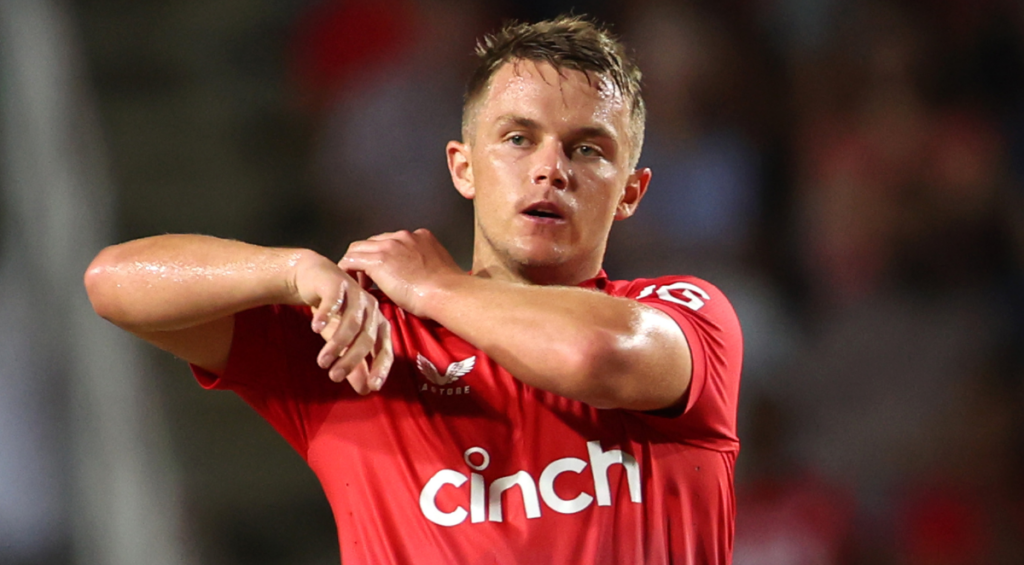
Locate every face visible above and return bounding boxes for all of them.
[447,59,651,284]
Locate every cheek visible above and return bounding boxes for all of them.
[472,171,514,218]
[476,153,522,200]
[573,157,620,186]
[485,150,528,182]
[576,169,625,218]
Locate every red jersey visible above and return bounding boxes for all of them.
[192,272,742,564]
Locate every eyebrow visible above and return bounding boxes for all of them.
[574,125,616,142]
[495,114,541,130]
[495,114,617,142]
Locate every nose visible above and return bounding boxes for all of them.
[530,142,569,189]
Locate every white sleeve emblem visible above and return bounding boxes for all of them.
[636,282,710,311]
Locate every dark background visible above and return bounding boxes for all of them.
[2,0,1023,564]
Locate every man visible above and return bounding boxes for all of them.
[85,16,742,565]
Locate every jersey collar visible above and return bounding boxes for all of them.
[577,269,610,291]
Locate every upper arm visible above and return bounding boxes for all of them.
[131,315,235,375]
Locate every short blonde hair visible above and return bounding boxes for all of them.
[462,15,646,166]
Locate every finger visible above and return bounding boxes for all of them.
[367,231,404,241]
[335,302,380,371]
[329,317,376,383]
[327,284,376,360]
[337,252,381,273]
[317,292,368,369]
[341,238,373,260]
[318,311,343,343]
[311,282,345,334]
[339,245,383,262]
[321,285,378,371]
[340,359,372,395]
[316,278,362,365]
[367,318,394,391]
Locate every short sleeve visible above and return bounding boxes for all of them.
[623,276,743,450]
[190,304,340,458]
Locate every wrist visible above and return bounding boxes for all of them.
[278,247,315,306]
[416,270,472,320]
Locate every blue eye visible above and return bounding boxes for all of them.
[576,145,599,157]
[509,134,527,146]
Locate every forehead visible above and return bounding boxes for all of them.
[475,59,629,136]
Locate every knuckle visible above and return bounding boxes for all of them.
[320,318,339,338]
[339,315,360,339]
[364,316,380,337]
[327,291,344,311]
[336,357,358,377]
[356,330,375,350]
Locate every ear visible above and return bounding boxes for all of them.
[447,140,475,199]
[615,167,651,220]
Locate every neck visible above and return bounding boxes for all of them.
[471,263,600,286]
[470,243,603,287]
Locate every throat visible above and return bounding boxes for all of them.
[471,222,604,286]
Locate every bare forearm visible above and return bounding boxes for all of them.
[84,234,304,332]
[421,275,690,409]
[338,230,691,409]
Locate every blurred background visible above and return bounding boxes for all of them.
[2,0,1023,563]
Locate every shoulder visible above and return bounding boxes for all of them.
[605,274,743,367]
[611,275,743,445]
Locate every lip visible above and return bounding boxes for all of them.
[519,200,568,224]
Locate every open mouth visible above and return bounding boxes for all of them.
[522,203,565,221]
[524,209,562,219]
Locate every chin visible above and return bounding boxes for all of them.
[482,231,588,278]
[509,242,570,268]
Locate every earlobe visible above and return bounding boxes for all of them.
[615,167,652,220]
[447,141,475,199]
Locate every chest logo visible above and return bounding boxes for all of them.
[416,354,476,386]
[418,441,643,527]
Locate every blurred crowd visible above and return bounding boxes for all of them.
[286,1,1024,563]
[2,0,1022,564]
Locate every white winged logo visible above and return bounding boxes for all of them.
[416,353,476,386]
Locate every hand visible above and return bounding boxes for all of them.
[339,229,464,318]
[291,251,393,394]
